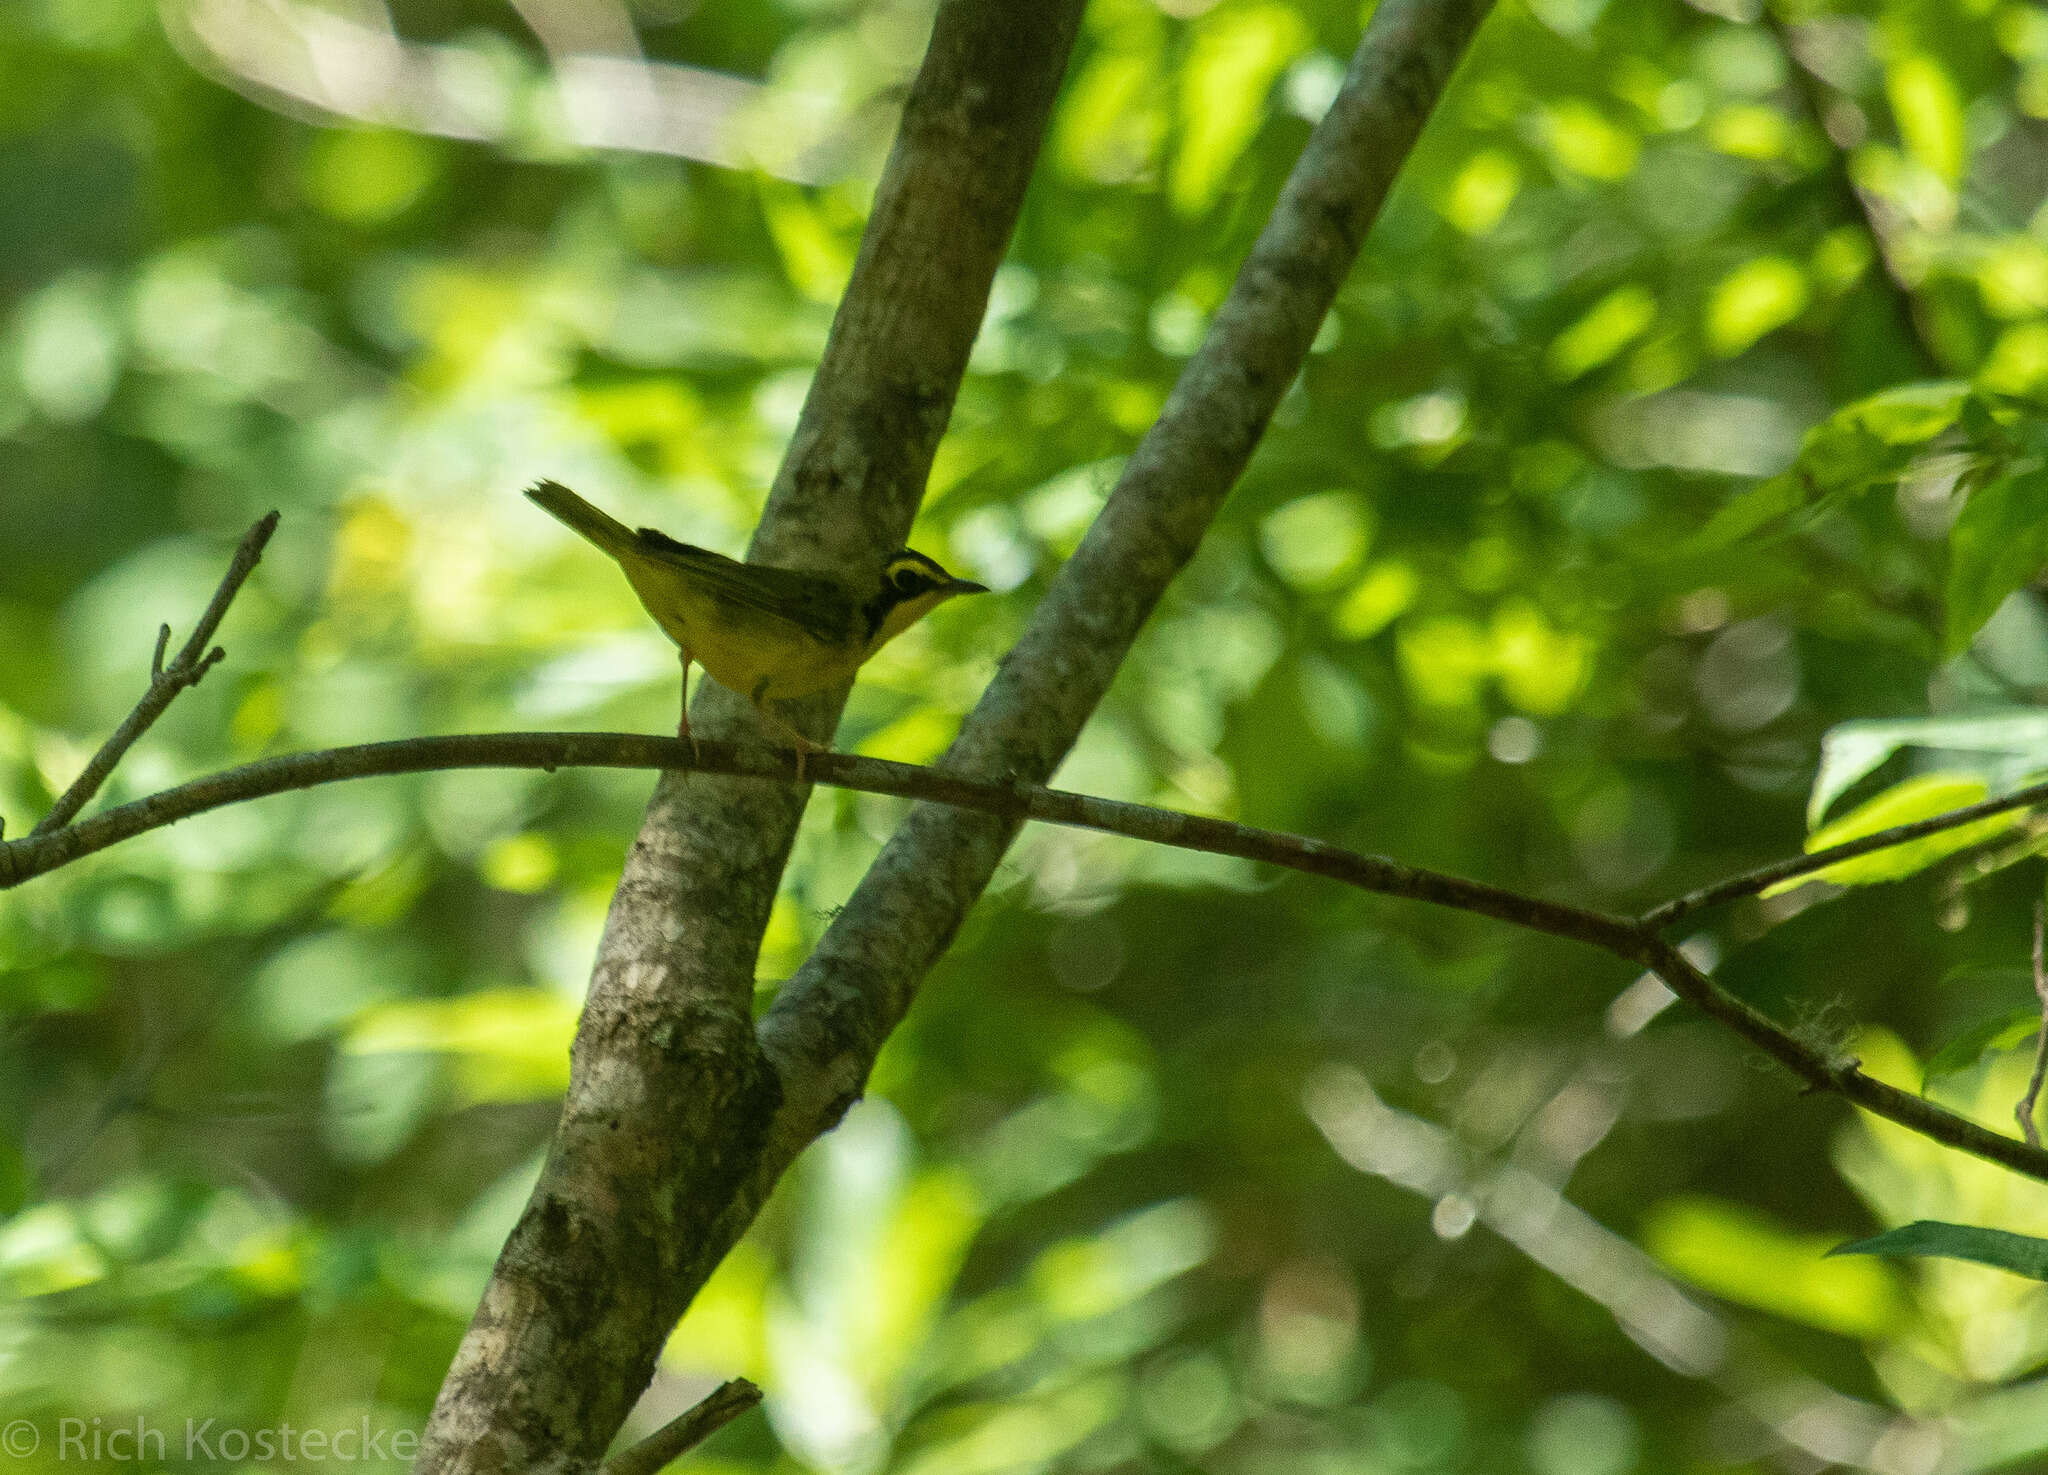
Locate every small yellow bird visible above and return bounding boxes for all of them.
[525,481,986,760]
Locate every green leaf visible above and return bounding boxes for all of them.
[1546,284,1656,381]
[1921,1005,2039,1083]
[1947,468,2048,654]
[1768,772,2019,894]
[1762,382,1971,517]
[1541,100,1640,181]
[1807,710,2048,826]
[1171,3,1309,214]
[345,988,578,1104]
[1843,380,1971,446]
[1797,418,1895,493]
[1645,1196,1906,1338]
[1830,1221,2048,1281]
[1884,55,1966,185]
[1706,257,1808,356]
[1680,473,1804,553]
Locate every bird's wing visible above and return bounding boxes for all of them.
[631,527,856,643]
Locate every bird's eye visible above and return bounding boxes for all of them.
[893,569,925,596]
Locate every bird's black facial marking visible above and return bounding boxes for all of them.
[864,554,940,638]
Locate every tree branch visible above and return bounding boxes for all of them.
[13,723,2048,1187]
[29,4,2043,1461]
[601,1380,760,1475]
[1636,936,2048,1182]
[745,0,1502,1244]
[2020,900,2048,1148]
[0,731,1633,953]
[1644,776,2048,929]
[30,510,277,837]
[414,4,1088,1470]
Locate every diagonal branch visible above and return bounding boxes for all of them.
[31,511,277,837]
[601,1380,760,1475]
[748,0,1499,1208]
[1637,936,2048,1182]
[1644,776,2048,929]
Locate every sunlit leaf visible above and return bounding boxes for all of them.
[759,180,857,303]
[1396,616,1491,711]
[1644,1196,1906,1339]
[1261,492,1372,590]
[1767,773,2018,894]
[1171,3,1310,214]
[345,989,578,1103]
[1680,473,1804,553]
[16,270,121,422]
[481,832,560,893]
[1830,1221,2048,1280]
[302,129,437,226]
[1842,380,1971,445]
[1333,562,1419,639]
[1885,54,1967,184]
[1055,21,1165,185]
[1546,285,1656,381]
[1808,710,2048,825]
[666,1240,773,1380]
[1984,322,2048,395]
[1029,1199,1213,1322]
[0,1205,109,1297]
[1541,100,1639,180]
[1810,227,1874,294]
[1441,149,1521,235]
[1491,601,1587,716]
[862,1169,985,1390]
[1706,257,1807,356]
[1705,103,1790,161]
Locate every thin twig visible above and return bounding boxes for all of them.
[31,512,279,837]
[602,1380,760,1475]
[1644,777,2048,930]
[2020,900,2048,1147]
[8,726,2048,1186]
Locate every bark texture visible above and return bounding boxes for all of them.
[413,3,1084,1470]
[753,0,1499,1188]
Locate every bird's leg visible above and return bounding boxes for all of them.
[751,681,823,782]
[677,651,701,768]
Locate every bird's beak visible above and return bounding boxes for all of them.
[948,579,990,595]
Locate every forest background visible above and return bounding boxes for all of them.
[7,0,2048,1471]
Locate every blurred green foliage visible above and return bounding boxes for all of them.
[9,0,2048,1471]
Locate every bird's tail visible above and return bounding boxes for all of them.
[525,481,636,558]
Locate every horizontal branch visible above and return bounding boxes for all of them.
[0,732,1635,950]
[9,726,2048,1186]
[1644,775,2048,930]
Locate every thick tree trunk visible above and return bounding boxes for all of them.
[413,4,1085,1470]
[414,1,1494,1470]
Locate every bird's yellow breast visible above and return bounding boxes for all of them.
[620,556,860,702]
